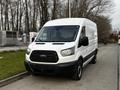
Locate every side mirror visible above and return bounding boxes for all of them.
[32,37,35,42]
[79,36,89,46]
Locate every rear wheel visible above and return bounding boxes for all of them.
[90,55,97,64]
[90,50,98,64]
[72,62,83,80]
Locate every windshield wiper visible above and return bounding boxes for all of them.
[35,39,44,42]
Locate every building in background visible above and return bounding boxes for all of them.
[0,31,18,46]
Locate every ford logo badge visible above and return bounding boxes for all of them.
[39,55,47,58]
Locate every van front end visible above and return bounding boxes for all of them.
[25,25,80,74]
[24,18,98,80]
[25,42,78,74]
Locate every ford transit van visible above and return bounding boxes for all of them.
[25,18,98,80]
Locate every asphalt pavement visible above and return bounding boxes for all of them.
[0,44,119,90]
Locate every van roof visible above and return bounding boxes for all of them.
[44,18,96,27]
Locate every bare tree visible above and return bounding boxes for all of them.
[0,0,113,43]
[4,0,10,30]
[19,0,24,34]
[0,0,4,30]
[40,0,49,27]
[63,0,112,20]
[95,16,112,43]
[25,0,30,35]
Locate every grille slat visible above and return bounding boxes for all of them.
[30,50,58,63]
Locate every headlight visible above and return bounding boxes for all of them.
[61,47,75,56]
[26,48,31,55]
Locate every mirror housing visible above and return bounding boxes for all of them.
[79,36,89,46]
[32,37,35,42]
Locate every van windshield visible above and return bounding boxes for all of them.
[35,25,79,42]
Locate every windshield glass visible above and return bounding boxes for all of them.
[35,25,79,42]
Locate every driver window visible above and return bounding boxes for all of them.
[80,26,86,39]
[78,26,86,48]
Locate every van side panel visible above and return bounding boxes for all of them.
[75,19,98,62]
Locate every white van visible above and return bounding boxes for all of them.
[118,39,120,45]
[25,18,98,80]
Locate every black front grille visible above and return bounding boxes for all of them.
[30,50,58,63]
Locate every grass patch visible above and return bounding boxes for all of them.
[0,50,26,80]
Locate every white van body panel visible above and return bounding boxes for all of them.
[44,18,84,26]
[26,42,78,64]
[25,18,98,69]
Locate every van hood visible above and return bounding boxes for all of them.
[28,42,75,51]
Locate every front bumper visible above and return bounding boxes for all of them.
[25,60,78,74]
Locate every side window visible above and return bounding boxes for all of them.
[80,26,86,39]
[78,26,86,48]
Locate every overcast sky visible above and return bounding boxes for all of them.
[111,0,120,30]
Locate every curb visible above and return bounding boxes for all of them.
[0,72,30,87]
[0,48,26,52]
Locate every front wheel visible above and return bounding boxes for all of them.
[24,61,39,76]
[72,63,83,80]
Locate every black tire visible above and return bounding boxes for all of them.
[90,55,97,64]
[24,61,39,76]
[24,61,31,72]
[72,62,83,80]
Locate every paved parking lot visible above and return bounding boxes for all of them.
[0,44,119,90]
